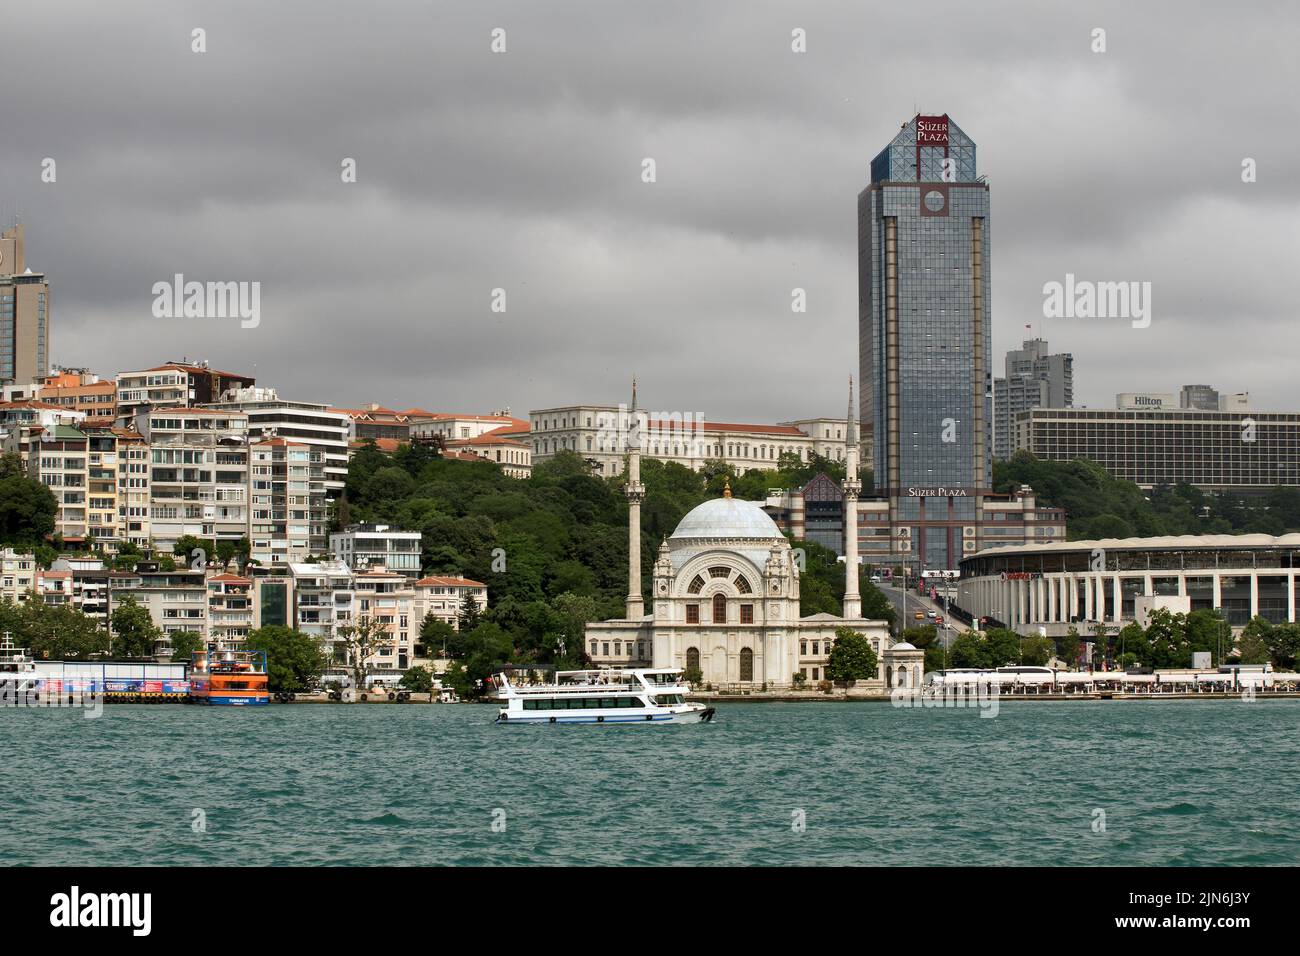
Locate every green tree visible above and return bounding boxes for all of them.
[172,535,215,568]
[949,632,988,668]
[825,626,879,682]
[337,615,389,689]
[984,628,1023,667]
[109,596,161,658]
[0,452,58,548]
[457,591,483,632]
[419,613,459,660]
[167,631,204,662]
[246,625,331,693]
[1056,626,1082,669]
[1234,626,1271,666]
[1020,635,1053,667]
[399,664,435,693]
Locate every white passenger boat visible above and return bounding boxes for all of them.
[493,667,715,725]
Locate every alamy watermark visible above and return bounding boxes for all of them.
[596,404,707,457]
[152,274,260,329]
[0,681,103,719]
[891,680,1000,718]
[1043,273,1151,329]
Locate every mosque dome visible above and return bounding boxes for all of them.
[890,642,917,651]
[671,496,782,541]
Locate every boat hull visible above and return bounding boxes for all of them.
[496,705,714,725]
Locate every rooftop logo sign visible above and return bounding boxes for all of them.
[916,115,949,146]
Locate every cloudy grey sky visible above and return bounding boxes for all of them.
[4,0,1297,422]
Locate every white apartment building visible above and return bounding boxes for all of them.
[248,438,317,565]
[110,565,210,654]
[329,524,422,579]
[0,548,37,603]
[27,423,90,542]
[115,361,255,426]
[205,387,351,499]
[134,408,250,552]
[529,405,841,477]
[208,573,254,647]
[289,560,355,653]
[352,567,417,676]
[413,575,488,633]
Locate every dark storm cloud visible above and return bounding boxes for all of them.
[2,0,1296,420]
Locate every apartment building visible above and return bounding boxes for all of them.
[37,368,116,421]
[134,408,250,552]
[27,423,90,543]
[110,564,210,653]
[329,524,421,579]
[208,573,255,647]
[249,437,319,565]
[412,575,488,633]
[289,560,355,653]
[352,567,417,675]
[115,360,255,425]
[205,386,350,498]
[0,548,37,603]
[48,557,111,621]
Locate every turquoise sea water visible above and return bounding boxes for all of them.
[4,700,1298,866]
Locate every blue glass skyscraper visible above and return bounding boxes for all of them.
[858,114,992,572]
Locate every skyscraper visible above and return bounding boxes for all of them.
[0,223,51,385]
[993,338,1074,460]
[857,114,992,571]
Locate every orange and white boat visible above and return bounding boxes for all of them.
[189,649,270,706]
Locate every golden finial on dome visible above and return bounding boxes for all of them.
[723,478,732,499]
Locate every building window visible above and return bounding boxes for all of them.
[712,593,726,623]
[686,604,699,624]
[739,647,753,681]
[740,604,754,624]
[686,647,700,674]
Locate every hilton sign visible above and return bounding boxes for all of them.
[916,115,949,146]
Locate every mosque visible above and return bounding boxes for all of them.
[585,381,923,690]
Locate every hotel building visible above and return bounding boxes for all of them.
[1011,405,1300,492]
[860,113,1051,572]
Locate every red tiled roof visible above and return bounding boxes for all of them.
[349,437,405,453]
[142,363,251,379]
[0,400,65,410]
[446,430,528,448]
[692,420,808,437]
[415,576,486,588]
[207,573,252,583]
